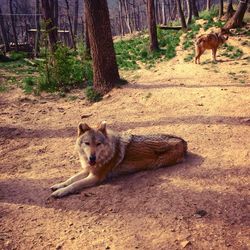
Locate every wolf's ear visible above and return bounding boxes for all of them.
[78,123,91,136]
[98,121,107,136]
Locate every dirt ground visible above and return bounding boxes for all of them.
[0,33,250,250]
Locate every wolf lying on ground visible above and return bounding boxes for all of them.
[51,122,187,198]
[195,31,228,64]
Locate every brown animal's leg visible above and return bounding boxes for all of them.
[212,48,217,62]
[50,170,89,191]
[195,46,204,64]
[51,173,99,198]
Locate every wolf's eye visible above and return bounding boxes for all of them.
[96,142,101,146]
[85,142,90,146]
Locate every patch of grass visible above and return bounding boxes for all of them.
[199,6,219,20]
[0,84,8,92]
[85,84,102,102]
[114,29,181,70]
[9,51,28,61]
[184,52,195,62]
[221,44,243,59]
[22,77,35,94]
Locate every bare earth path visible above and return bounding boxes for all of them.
[0,35,250,250]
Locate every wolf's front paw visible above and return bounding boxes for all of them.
[51,187,70,198]
[50,182,65,191]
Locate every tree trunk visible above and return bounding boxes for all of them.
[122,0,132,33]
[186,0,192,25]
[34,0,41,57]
[84,0,120,95]
[224,0,249,29]
[192,0,199,18]
[161,0,166,25]
[65,0,76,50]
[207,0,211,11]
[74,0,79,37]
[41,0,58,52]
[9,0,19,51]
[225,0,235,19]
[118,0,125,36]
[147,0,159,52]
[54,0,58,28]
[176,0,187,30]
[219,0,224,18]
[0,6,10,52]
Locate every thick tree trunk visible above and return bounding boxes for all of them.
[219,0,224,18]
[147,0,159,52]
[176,0,187,30]
[9,0,19,51]
[65,0,76,50]
[186,0,193,25]
[84,0,120,95]
[0,6,9,52]
[192,0,199,18]
[34,0,41,57]
[224,0,249,29]
[41,0,58,52]
[74,0,79,37]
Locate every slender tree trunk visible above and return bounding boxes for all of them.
[192,0,199,17]
[84,0,120,95]
[161,0,167,25]
[0,6,10,52]
[41,0,58,52]
[9,0,18,51]
[176,0,187,30]
[224,0,249,29]
[147,0,159,52]
[186,0,192,24]
[35,0,40,57]
[74,0,79,37]
[65,0,76,49]
[225,0,235,19]
[122,0,132,33]
[54,0,58,28]
[219,0,224,18]
[207,0,211,10]
[83,1,90,57]
[118,0,125,36]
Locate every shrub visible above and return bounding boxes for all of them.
[9,51,28,61]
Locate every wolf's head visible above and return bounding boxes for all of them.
[76,121,113,166]
[218,28,229,44]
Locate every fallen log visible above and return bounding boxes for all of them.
[159,26,182,30]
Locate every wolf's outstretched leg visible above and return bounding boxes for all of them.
[51,173,99,198]
[50,170,89,191]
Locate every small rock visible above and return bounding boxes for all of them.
[180,240,191,248]
[55,243,63,250]
[81,113,93,119]
[103,94,111,99]
[194,209,207,218]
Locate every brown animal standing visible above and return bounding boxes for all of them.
[195,31,229,64]
[51,122,187,198]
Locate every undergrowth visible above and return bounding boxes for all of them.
[114,29,181,70]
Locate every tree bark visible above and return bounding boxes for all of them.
[186,0,193,25]
[224,0,249,29]
[84,0,120,95]
[147,0,159,52]
[74,0,79,37]
[0,6,10,52]
[118,0,125,36]
[122,0,132,33]
[176,0,187,30]
[219,0,224,18]
[41,0,58,52]
[207,0,211,11]
[9,0,19,51]
[225,0,235,19]
[65,0,76,49]
[192,0,199,18]
[34,0,41,57]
